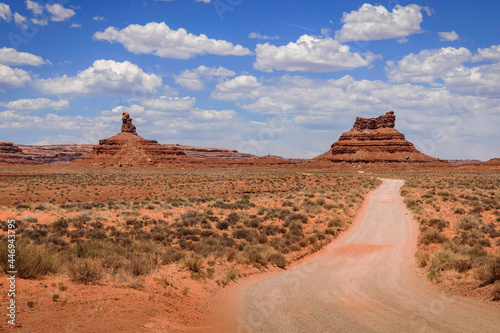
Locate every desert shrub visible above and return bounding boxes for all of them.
[232,228,252,239]
[415,251,430,267]
[284,213,308,226]
[67,258,103,284]
[244,245,269,266]
[51,217,69,232]
[328,218,345,229]
[162,247,186,264]
[206,267,215,278]
[453,229,491,247]
[226,269,239,281]
[178,210,207,227]
[476,256,500,285]
[0,239,60,279]
[457,214,481,231]
[21,215,38,223]
[244,218,261,229]
[427,269,443,283]
[74,213,92,227]
[482,223,500,238]
[427,219,449,231]
[216,221,229,230]
[268,252,287,269]
[23,228,48,242]
[128,253,158,276]
[419,228,448,245]
[71,240,126,259]
[430,250,454,271]
[258,233,268,244]
[493,281,500,301]
[454,208,466,215]
[47,235,69,247]
[183,253,203,272]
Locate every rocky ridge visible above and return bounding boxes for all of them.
[19,144,94,164]
[0,142,38,165]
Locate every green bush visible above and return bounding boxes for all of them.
[226,269,239,281]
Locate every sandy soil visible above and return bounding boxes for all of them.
[207,179,500,332]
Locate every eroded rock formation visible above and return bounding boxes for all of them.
[315,111,444,163]
[0,142,38,165]
[74,112,190,166]
[121,112,137,134]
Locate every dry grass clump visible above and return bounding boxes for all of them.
[0,239,60,279]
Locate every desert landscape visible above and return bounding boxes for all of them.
[1,110,499,332]
[1,1,500,332]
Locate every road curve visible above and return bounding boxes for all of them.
[212,178,500,333]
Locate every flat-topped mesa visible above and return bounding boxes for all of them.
[353,111,395,130]
[121,112,137,134]
[315,111,446,164]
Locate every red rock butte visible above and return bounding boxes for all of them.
[315,111,445,163]
[73,112,190,166]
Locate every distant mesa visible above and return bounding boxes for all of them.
[482,158,500,166]
[19,144,94,164]
[73,112,190,166]
[315,111,446,164]
[0,142,38,165]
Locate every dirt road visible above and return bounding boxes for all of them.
[213,178,500,332]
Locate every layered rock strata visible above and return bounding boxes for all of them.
[74,113,189,166]
[315,111,443,163]
[0,142,38,165]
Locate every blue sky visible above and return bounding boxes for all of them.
[1,0,499,160]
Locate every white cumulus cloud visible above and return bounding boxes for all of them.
[0,64,31,90]
[438,31,459,41]
[93,22,252,59]
[140,96,196,111]
[0,2,11,22]
[175,65,235,90]
[4,98,69,111]
[335,4,426,42]
[26,0,43,15]
[472,45,500,62]
[386,47,471,83]
[14,12,28,30]
[46,3,75,22]
[443,63,500,98]
[38,59,162,96]
[212,75,262,100]
[0,47,49,66]
[254,34,378,73]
